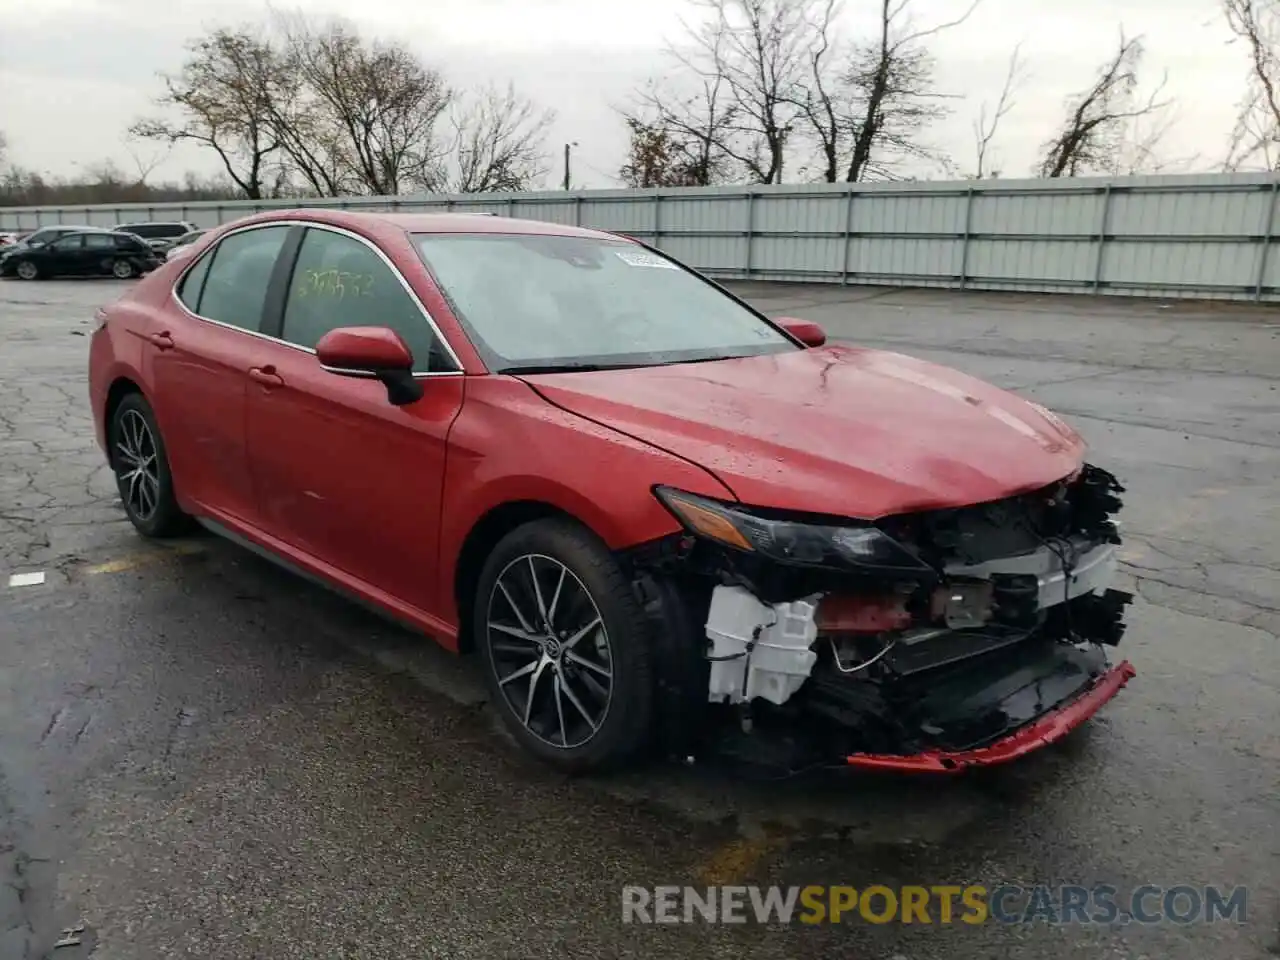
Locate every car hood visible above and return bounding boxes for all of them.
[520,345,1086,518]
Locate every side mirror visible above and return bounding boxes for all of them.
[315,326,424,406]
[775,316,827,348]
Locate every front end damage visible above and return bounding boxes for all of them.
[626,464,1135,775]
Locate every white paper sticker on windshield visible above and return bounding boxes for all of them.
[615,250,678,269]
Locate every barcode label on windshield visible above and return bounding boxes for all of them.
[615,250,677,269]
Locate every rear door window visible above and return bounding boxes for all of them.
[186,226,291,333]
[83,233,115,251]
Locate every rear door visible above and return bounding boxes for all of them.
[243,224,465,617]
[82,232,117,274]
[148,223,299,525]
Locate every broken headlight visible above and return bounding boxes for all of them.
[654,487,934,574]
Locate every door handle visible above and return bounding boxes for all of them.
[149,331,174,350]
[249,366,284,387]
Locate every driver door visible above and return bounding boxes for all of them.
[245,225,465,619]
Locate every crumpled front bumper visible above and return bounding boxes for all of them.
[843,660,1135,773]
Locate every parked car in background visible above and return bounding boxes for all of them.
[117,221,199,254]
[164,229,208,261]
[0,232,19,247]
[0,229,163,280]
[86,209,1135,778]
[8,225,104,250]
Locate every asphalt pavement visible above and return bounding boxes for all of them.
[1,276,1277,959]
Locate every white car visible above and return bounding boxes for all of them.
[164,229,207,261]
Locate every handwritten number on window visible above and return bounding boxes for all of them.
[295,269,374,300]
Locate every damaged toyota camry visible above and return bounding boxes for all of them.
[88,210,1134,776]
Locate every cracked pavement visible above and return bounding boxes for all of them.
[0,278,1277,959]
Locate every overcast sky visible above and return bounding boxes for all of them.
[0,0,1246,189]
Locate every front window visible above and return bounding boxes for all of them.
[412,233,796,373]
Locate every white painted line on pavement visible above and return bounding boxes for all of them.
[8,571,47,587]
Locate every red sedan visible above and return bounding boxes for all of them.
[88,210,1135,775]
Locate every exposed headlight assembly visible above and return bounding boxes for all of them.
[653,486,934,574]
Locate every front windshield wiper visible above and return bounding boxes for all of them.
[499,362,637,375]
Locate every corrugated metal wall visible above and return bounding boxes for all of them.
[3,172,1279,301]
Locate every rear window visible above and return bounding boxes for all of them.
[122,223,189,239]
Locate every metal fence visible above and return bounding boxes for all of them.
[4,172,1280,301]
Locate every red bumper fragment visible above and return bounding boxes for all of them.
[844,660,1136,773]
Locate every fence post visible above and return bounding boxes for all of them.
[574,194,583,227]
[841,186,855,286]
[959,186,975,291]
[653,192,663,251]
[506,197,515,219]
[744,191,756,278]
[1091,184,1113,294]
[1253,179,1279,301]
[215,203,224,224]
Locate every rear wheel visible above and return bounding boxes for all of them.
[108,392,193,538]
[474,518,654,773]
[15,260,38,280]
[111,259,136,279]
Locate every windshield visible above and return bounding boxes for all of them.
[412,233,796,372]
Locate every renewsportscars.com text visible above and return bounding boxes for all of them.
[621,884,1248,926]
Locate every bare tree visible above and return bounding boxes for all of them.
[618,113,734,186]
[624,63,739,185]
[640,0,821,184]
[1037,32,1172,177]
[122,138,172,185]
[839,0,979,182]
[1222,0,1280,169]
[971,42,1028,178]
[277,14,454,195]
[0,130,8,168]
[1103,80,1201,174]
[130,28,283,199]
[785,0,845,181]
[449,84,554,192]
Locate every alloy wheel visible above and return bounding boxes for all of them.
[112,259,135,279]
[486,553,614,749]
[115,409,160,521]
[16,261,37,280]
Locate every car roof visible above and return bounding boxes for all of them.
[224,208,623,243]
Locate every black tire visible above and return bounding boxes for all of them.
[108,391,194,538]
[474,518,654,774]
[15,260,39,281]
[111,259,136,279]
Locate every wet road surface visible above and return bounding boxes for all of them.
[1,277,1277,958]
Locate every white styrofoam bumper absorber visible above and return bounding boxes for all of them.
[704,585,820,706]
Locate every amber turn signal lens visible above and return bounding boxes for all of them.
[665,496,755,552]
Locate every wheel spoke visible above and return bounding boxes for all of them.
[563,616,602,650]
[554,675,569,747]
[565,649,611,679]
[523,658,550,727]
[490,622,540,643]
[497,581,536,635]
[576,668,610,704]
[546,565,566,630]
[499,658,539,687]
[559,678,599,733]
[528,556,550,629]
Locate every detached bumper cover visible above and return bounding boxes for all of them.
[844,660,1135,773]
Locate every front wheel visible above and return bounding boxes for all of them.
[474,518,655,773]
[108,392,193,537]
[15,260,38,280]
